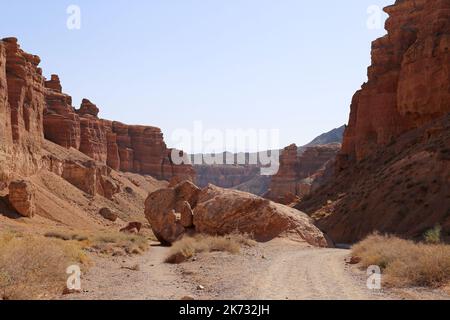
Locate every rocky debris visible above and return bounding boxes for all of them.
[8,180,36,218]
[145,181,201,244]
[265,143,341,204]
[145,181,330,247]
[120,222,143,234]
[298,0,450,243]
[99,207,118,222]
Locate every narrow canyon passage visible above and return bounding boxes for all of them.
[64,240,389,300]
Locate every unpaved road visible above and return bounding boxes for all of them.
[64,239,395,300]
[64,244,195,300]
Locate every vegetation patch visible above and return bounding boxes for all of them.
[0,231,88,300]
[352,233,450,288]
[165,233,256,264]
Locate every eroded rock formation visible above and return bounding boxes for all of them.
[298,0,450,243]
[339,0,450,166]
[0,37,45,178]
[265,143,341,204]
[145,181,330,247]
[0,37,194,222]
[43,79,195,181]
[8,180,35,218]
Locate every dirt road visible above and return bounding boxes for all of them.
[64,244,195,300]
[64,239,391,300]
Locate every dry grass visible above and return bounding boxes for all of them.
[45,229,150,256]
[165,233,257,264]
[0,231,88,300]
[0,227,151,300]
[352,233,450,288]
[91,231,149,256]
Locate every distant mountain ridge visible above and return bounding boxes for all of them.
[305,126,346,147]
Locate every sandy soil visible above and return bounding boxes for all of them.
[61,239,444,301]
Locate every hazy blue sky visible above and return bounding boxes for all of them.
[1,0,393,153]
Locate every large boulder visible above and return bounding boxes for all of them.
[145,181,329,247]
[8,180,36,218]
[145,181,201,245]
[194,185,329,247]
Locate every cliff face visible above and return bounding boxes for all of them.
[1,37,195,189]
[0,38,46,180]
[265,144,341,205]
[340,0,450,166]
[43,74,194,182]
[299,0,450,243]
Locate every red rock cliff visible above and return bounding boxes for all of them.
[43,77,194,181]
[0,37,46,179]
[0,37,194,184]
[266,143,340,204]
[298,0,450,243]
[340,0,450,166]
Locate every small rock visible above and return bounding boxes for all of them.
[99,207,118,222]
[348,256,361,265]
[197,285,205,291]
[62,288,81,295]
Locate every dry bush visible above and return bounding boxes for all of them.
[165,233,256,264]
[352,233,450,288]
[45,229,150,256]
[45,231,88,242]
[424,225,442,244]
[0,231,88,300]
[91,232,149,256]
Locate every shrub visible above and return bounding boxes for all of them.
[165,233,256,264]
[424,225,442,244]
[0,231,88,300]
[91,232,148,255]
[352,233,450,288]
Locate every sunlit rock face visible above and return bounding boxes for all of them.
[339,0,450,166]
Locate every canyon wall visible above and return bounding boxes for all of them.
[43,73,195,182]
[0,37,195,191]
[193,127,344,196]
[298,0,450,243]
[339,0,450,167]
[265,143,341,205]
[0,37,46,181]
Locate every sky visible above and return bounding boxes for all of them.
[1,0,393,153]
